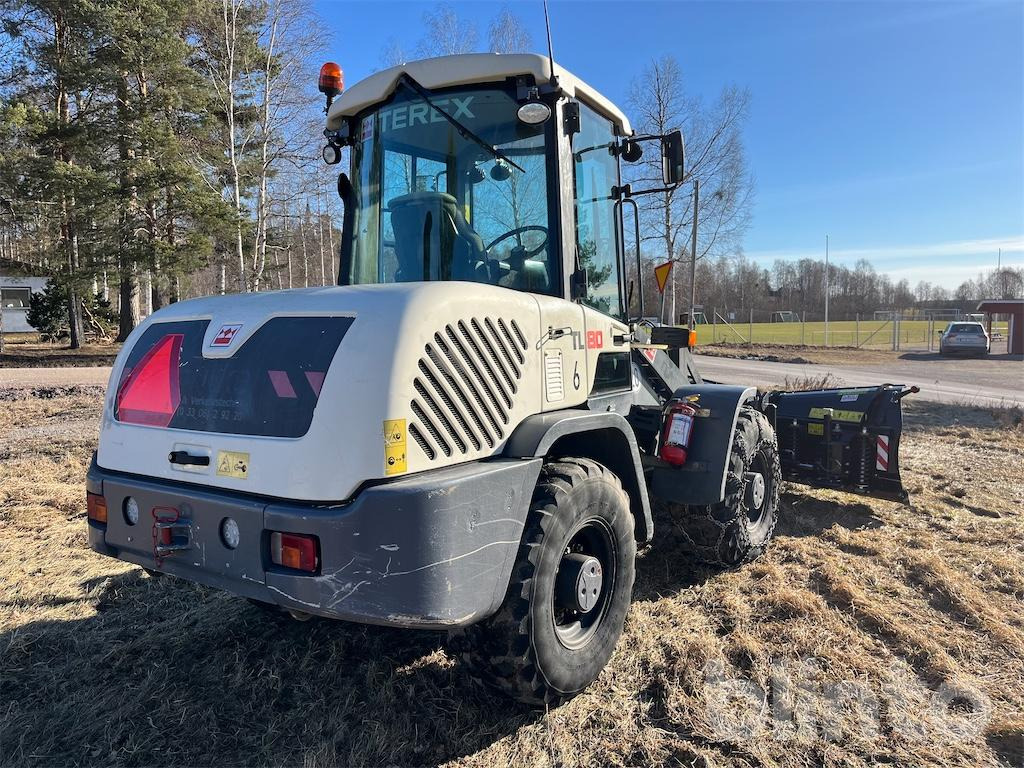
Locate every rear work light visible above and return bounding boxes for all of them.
[116,333,184,427]
[87,492,108,524]
[270,532,319,573]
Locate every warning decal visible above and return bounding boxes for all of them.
[808,407,864,423]
[383,419,407,475]
[216,450,250,479]
[876,435,890,472]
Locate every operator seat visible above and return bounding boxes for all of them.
[389,191,489,283]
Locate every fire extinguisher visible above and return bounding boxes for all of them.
[660,400,697,467]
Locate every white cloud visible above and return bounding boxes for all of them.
[746,235,1024,287]
[746,236,1024,265]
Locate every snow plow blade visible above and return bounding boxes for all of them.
[762,384,915,503]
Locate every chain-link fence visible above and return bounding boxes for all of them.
[695,310,1009,350]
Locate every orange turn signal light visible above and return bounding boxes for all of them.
[318,62,343,97]
[270,531,319,573]
[87,492,108,524]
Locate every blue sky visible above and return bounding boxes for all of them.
[314,1,1023,289]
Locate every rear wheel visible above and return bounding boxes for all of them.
[659,406,781,567]
[453,458,636,707]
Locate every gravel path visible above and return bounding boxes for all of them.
[0,367,112,389]
[695,354,1024,407]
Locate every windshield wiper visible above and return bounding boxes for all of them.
[396,73,525,173]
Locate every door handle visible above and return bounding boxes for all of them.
[168,451,210,467]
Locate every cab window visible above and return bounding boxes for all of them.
[572,102,622,317]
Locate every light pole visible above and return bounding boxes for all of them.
[824,234,830,347]
[689,178,699,331]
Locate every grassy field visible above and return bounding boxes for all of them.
[698,319,1010,348]
[1,387,1023,767]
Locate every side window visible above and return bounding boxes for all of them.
[573,103,622,317]
[590,351,631,395]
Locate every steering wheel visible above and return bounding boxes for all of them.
[485,226,548,258]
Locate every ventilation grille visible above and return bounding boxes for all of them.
[410,317,528,459]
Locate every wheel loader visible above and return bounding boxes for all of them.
[86,53,912,706]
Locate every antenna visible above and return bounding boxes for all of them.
[542,0,557,86]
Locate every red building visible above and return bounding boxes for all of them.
[976,299,1024,355]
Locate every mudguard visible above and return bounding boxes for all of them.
[762,384,912,503]
[649,384,758,506]
[504,410,654,542]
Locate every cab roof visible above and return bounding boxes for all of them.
[325,52,632,135]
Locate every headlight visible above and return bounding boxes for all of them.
[517,102,551,125]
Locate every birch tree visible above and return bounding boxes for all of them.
[626,55,753,321]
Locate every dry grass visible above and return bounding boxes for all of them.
[1,389,1023,767]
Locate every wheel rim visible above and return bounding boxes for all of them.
[552,518,616,650]
[744,448,773,532]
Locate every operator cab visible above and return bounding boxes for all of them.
[322,53,685,321]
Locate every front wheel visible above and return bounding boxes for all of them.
[659,406,781,567]
[453,458,636,707]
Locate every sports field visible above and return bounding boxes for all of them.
[699,319,1009,348]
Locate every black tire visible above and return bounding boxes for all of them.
[452,458,636,707]
[659,406,781,567]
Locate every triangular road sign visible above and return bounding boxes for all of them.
[654,260,673,294]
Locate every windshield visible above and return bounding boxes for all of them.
[343,85,557,295]
[949,323,984,334]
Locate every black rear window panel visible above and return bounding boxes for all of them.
[116,316,352,438]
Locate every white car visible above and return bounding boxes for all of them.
[939,321,990,356]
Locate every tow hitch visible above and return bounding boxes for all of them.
[152,506,192,563]
[762,384,916,503]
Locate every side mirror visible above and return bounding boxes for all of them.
[570,266,588,300]
[661,130,686,186]
[337,171,353,203]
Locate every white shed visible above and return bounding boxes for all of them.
[1,273,49,333]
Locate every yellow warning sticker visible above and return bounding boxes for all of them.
[383,419,407,475]
[216,450,250,479]
[807,422,824,436]
[808,408,864,423]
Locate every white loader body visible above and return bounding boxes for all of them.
[98,281,628,502]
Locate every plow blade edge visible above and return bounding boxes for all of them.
[763,384,914,503]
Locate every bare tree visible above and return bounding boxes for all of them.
[626,55,753,322]
[416,3,478,57]
[488,6,532,53]
[380,37,408,68]
[249,0,319,291]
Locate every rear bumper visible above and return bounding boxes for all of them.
[87,455,541,628]
[940,345,988,355]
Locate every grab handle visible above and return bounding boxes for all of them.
[168,451,210,467]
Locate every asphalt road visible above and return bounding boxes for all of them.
[694,354,1023,407]
[1,353,1020,408]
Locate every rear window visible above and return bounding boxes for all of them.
[948,323,983,334]
[115,317,353,437]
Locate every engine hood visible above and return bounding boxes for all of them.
[97,282,551,501]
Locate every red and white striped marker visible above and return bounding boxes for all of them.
[875,435,890,472]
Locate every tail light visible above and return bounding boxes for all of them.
[116,333,184,427]
[660,401,697,467]
[87,492,108,524]
[270,532,319,573]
